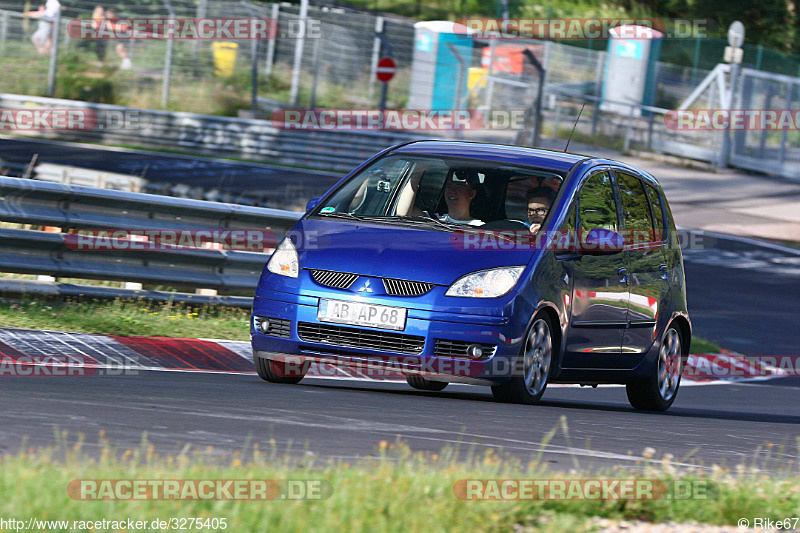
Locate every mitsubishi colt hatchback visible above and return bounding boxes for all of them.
[251,141,691,411]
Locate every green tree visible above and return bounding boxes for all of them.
[691,0,794,51]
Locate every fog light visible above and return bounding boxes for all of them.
[254,316,270,335]
[467,345,483,359]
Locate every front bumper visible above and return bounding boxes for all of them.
[250,290,533,384]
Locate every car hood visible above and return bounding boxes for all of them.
[293,217,535,286]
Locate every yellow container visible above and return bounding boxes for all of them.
[467,67,488,91]
[211,42,238,78]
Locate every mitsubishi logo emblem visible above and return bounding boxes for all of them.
[357,280,373,293]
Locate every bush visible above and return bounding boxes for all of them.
[55,52,116,103]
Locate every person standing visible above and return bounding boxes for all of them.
[24,0,61,54]
[90,6,108,61]
[103,8,132,69]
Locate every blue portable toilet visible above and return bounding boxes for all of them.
[408,21,475,110]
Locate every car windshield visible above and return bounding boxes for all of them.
[310,154,565,230]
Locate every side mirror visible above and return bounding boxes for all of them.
[580,228,624,255]
[306,197,321,213]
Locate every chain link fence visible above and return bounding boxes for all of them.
[0,2,795,116]
[0,1,415,113]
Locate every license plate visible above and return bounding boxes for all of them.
[317,299,407,331]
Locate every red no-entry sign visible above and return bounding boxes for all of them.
[376,57,396,83]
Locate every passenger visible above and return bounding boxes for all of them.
[438,171,484,226]
[526,186,555,233]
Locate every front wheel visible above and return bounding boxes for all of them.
[406,375,448,391]
[626,327,684,411]
[254,354,308,384]
[491,315,553,404]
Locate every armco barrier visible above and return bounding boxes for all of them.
[0,94,425,173]
[0,175,303,292]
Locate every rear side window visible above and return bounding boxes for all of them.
[644,184,667,242]
[616,172,655,243]
[577,171,618,244]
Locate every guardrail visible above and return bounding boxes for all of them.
[0,176,304,294]
[0,94,424,173]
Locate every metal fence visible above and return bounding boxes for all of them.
[0,2,416,114]
[0,3,728,118]
[730,68,800,179]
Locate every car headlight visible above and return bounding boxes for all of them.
[266,238,299,278]
[445,266,525,298]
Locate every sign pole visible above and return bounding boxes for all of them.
[375,55,396,130]
[719,21,745,168]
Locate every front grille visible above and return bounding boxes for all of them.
[310,269,358,290]
[254,317,291,338]
[310,269,433,296]
[383,278,434,296]
[298,322,424,354]
[434,339,497,360]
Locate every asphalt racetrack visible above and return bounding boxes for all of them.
[1,138,799,470]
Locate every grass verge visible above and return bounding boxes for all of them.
[2,428,799,532]
[0,297,249,340]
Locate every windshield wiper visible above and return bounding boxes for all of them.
[392,215,453,229]
[316,213,482,233]
[386,215,488,233]
[316,212,366,221]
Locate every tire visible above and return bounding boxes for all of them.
[253,354,308,384]
[406,375,448,391]
[626,326,684,411]
[491,314,554,404]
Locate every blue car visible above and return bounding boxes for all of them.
[251,141,691,411]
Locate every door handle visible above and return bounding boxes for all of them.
[618,267,628,284]
[659,265,668,279]
[555,251,581,262]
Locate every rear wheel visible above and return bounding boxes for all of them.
[492,315,553,404]
[406,375,448,391]
[254,354,308,384]
[626,327,683,411]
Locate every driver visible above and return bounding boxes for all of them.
[439,171,484,226]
